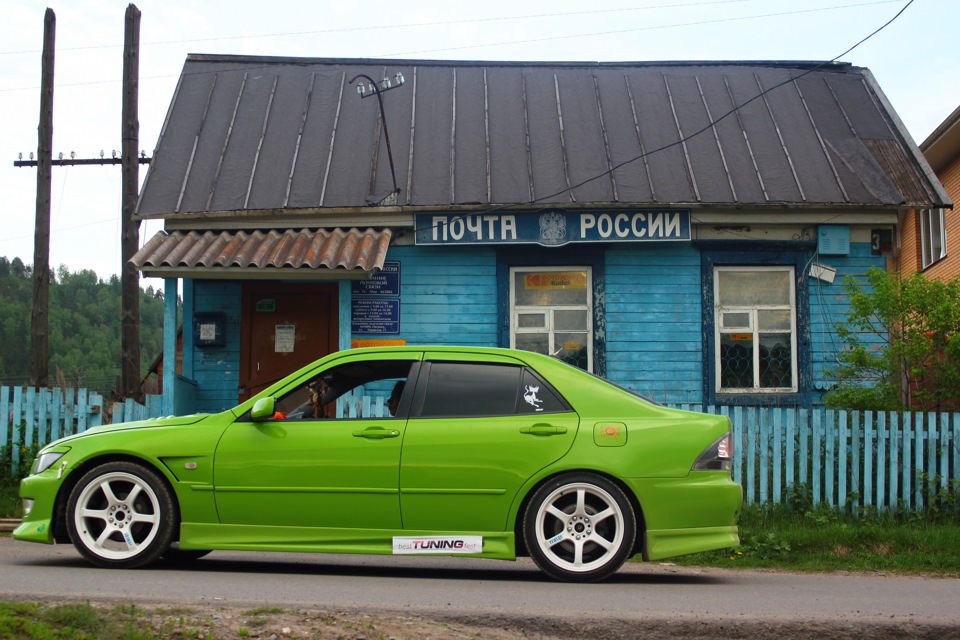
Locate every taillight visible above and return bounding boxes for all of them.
[692,433,732,471]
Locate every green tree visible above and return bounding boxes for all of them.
[0,256,176,395]
[826,268,960,412]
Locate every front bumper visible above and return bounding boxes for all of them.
[12,518,54,544]
[12,472,61,545]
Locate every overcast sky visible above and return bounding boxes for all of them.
[1,0,956,283]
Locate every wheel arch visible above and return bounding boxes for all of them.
[51,453,183,544]
[512,468,647,559]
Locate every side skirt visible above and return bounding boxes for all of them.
[179,523,516,560]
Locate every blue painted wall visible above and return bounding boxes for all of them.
[178,239,888,413]
[189,280,242,412]
[808,242,888,403]
[605,243,704,404]
[353,245,500,347]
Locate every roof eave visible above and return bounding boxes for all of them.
[138,266,376,280]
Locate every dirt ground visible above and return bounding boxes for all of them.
[129,604,549,639]
[67,600,960,640]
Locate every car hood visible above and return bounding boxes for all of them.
[46,413,211,447]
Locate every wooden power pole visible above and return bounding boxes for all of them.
[30,8,55,389]
[120,3,141,399]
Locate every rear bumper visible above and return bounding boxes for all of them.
[645,525,739,561]
[625,472,742,559]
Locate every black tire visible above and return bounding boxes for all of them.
[523,472,636,582]
[161,543,211,562]
[66,461,176,569]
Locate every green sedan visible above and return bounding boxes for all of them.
[15,346,740,582]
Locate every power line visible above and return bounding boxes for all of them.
[384,1,903,58]
[535,0,915,206]
[0,1,761,55]
[408,0,915,235]
[0,0,903,93]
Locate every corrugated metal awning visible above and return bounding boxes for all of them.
[131,227,392,279]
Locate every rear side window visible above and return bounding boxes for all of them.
[419,362,569,417]
[518,368,568,414]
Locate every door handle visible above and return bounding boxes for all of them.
[352,426,401,439]
[520,424,568,436]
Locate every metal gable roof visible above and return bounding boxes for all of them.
[135,56,949,217]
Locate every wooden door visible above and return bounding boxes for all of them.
[239,283,339,401]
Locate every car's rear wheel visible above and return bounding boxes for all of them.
[66,461,175,568]
[523,472,636,582]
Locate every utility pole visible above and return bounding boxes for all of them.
[30,8,55,389]
[16,5,150,397]
[120,3,141,400]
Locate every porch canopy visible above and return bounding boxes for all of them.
[131,227,392,280]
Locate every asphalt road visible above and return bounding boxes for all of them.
[2,536,959,639]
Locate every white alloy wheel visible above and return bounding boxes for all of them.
[524,473,636,582]
[67,462,175,568]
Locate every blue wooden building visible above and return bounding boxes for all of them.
[131,56,950,413]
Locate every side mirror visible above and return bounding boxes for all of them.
[250,397,276,422]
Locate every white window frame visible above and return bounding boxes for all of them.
[920,208,947,269]
[714,265,798,394]
[510,266,593,372]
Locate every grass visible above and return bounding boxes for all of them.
[0,602,166,640]
[1,481,20,519]
[671,503,960,576]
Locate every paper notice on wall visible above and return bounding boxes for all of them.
[275,324,295,353]
[198,323,217,342]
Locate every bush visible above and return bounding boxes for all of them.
[827,268,960,412]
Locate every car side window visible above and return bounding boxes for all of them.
[418,362,569,417]
[273,360,414,420]
[518,368,569,414]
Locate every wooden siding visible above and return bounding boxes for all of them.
[808,242,888,400]
[929,158,960,280]
[190,280,243,412]
[605,244,704,403]
[360,246,500,346]
[911,154,960,280]
[173,241,889,412]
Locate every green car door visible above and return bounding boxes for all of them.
[214,356,419,529]
[399,358,579,532]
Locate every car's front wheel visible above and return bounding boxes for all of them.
[523,472,636,582]
[66,461,176,568]
[161,544,211,562]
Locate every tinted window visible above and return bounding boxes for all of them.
[420,363,521,417]
[418,362,571,417]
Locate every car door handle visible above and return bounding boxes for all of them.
[352,426,401,439]
[520,424,568,436]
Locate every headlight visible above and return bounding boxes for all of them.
[692,433,732,471]
[33,451,66,475]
